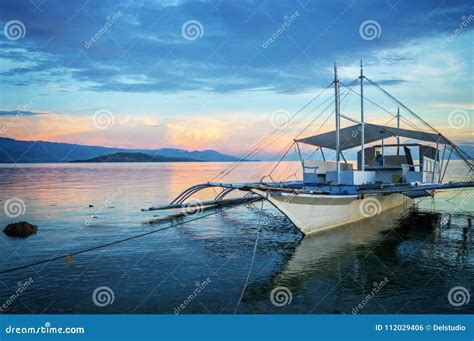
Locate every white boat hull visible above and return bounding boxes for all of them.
[251,190,412,235]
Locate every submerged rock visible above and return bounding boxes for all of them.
[3,221,38,237]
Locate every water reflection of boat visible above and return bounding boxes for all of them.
[274,203,414,282]
[238,207,454,313]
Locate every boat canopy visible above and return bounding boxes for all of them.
[296,123,449,151]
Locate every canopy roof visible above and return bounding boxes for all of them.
[296,123,448,151]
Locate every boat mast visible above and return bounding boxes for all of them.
[334,63,341,184]
[360,60,365,171]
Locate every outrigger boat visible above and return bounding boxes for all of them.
[143,62,473,235]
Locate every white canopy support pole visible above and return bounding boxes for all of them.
[439,143,447,179]
[334,63,341,184]
[435,136,440,183]
[381,131,385,165]
[396,107,400,155]
[360,60,365,171]
[441,146,453,182]
[320,147,326,161]
[341,152,348,164]
[339,114,360,124]
[295,141,304,169]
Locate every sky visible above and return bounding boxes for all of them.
[0,0,472,156]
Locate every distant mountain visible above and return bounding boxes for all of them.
[70,152,197,163]
[153,148,238,162]
[1,136,470,163]
[0,137,239,163]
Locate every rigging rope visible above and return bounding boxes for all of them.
[339,81,426,133]
[250,93,341,181]
[233,199,264,313]
[238,91,337,176]
[211,82,334,181]
[364,77,438,133]
[364,77,473,169]
[258,78,358,181]
[0,206,241,275]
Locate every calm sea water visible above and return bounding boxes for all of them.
[0,161,472,314]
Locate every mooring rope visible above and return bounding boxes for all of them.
[0,205,241,275]
[233,199,265,313]
[212,81,334,180]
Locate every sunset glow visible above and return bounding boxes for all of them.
[0,1,472,156]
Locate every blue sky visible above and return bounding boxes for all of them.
[0,0,472,154]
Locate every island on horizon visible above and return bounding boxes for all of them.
[70,152,199,163]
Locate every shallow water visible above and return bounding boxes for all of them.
[0,161,472,314]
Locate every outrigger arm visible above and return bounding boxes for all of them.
[141,179,474,212]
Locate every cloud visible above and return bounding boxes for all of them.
[0,0,472,154]
[0,110,44,116]
[0,0,472,94]
[0,109,284,154]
